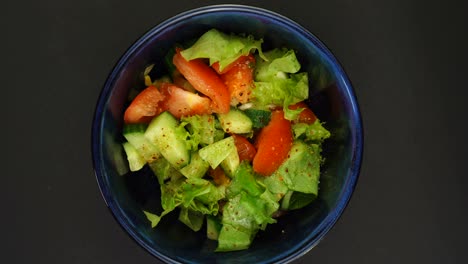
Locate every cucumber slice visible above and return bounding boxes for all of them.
[199,136,236,169]
[122,142,146,171]
[217,109,253,134]
[123,124,161,163]
[144,112,190,169]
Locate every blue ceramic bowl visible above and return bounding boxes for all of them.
[92,4,363,264]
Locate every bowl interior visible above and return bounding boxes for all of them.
[93,5,362,264]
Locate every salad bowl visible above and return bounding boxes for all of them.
[92,4,363,264]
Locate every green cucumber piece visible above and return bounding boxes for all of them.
[217,109,252,134]
[199,136,236,169]
[123,124,161,163]
[144,112,190,169]
[122,142,146,171]
[179,152,210,179]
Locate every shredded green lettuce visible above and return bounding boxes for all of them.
[216,223,252,252]
[180,29,266,72]
[216,163,280,251]
[179,207,204,232]
[254,48,301,80]
[272,141,321,195]
[292,121,331,142]
[281,191,317,210]
[179,152,210,179]
[261,172,288,200]
[148,157,183,184]
[179,114,223,151]
[199,136,236,169]
[252,48,309,120]
[145,170,225,229]
[226,162,263,198]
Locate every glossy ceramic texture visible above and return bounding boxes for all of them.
[92,4,363,264]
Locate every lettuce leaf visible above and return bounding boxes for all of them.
[252,49,309,120]
[254,48,301,80]
[226,162,263,199]
[179,151,210,179]
[272,141,321,195]
[216,224,252,252]
[147,175,225,229]
[179,207,204,232]
[217,162,280,251]
[143,210,163,228]
[260,172,288,200]
[180,114,222,151]
[148,157,182,184]
[180,29,265,72]
[292,121,331,143]
[281,190,317,210]
[199,136,236,169]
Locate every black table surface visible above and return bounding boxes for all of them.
[4,0,468,263]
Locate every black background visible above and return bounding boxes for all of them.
[4,0,468,263]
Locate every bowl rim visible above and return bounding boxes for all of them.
[92,4,363,264]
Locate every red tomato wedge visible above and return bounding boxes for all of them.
[289,102,317,124]
[123,85,166,124]
[220,55,255,104]
[231,134,256,162]
[172,49,230,113]
[253,110,293,176]
[172,69,196,93]
[209,167,231,186]
[160,83,212,118]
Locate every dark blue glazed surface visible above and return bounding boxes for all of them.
[92,4,363,264]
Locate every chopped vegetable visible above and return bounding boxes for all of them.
[217,108,253,134]
[199,136,236,169]
[123,85,166,124]
[173,48,230,114]
[231,134,256,162]
[219,54,256,105]
[289,101,317,124]
[144,112,190,169]
[252,48,309,120]
[161,83,212,118]
[292,121,331,142]
[253,110,293,176]
[242,108,271,129]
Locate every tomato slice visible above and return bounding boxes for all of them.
[209,167,231,186]
[159,83,212,118]
[172,69,196,93]
[123,85,166,124]
[231,134,256,162]
[220,54,255,104]
[172,49,230,113]
[253,110,293,176]
[289,102,317,124]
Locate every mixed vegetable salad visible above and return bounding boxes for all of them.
[121,29,331,252]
